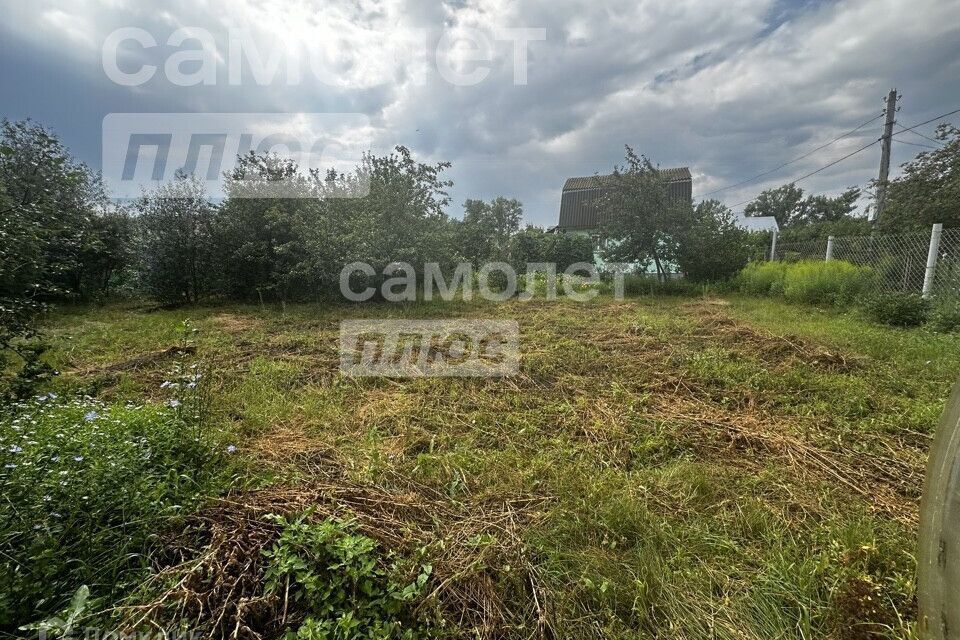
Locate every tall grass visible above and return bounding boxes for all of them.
[737,260,874,306]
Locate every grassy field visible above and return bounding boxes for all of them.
[30,294,960,639]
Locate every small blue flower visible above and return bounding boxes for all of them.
[84,411,99,422]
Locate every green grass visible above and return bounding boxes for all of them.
[13,293,957,638]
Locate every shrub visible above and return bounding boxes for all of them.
[675,200,752,283]
[930,296,960,332]
[861,292,931,327]
[736,261,787,296]
[782,260,874,306]
[0,392,236,630]
[263,512,432,639]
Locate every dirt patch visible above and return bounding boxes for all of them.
[682,303,864,372]
[122,465,552,639]
[652,396,920,526]
[211,313,264,335]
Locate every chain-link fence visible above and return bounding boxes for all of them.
[771,225,960,298]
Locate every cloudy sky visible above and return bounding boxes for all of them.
[1,0,959,224]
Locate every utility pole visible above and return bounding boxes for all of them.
[873,88,898,226]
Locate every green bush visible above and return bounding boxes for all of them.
[263,512,432,639]
[737,260,873,307]
[0,393,236,630]
[861,292,931,327]
[782,260,874,306]
[930,296,960,332]
[736,261,787,296]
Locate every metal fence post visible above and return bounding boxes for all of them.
[923,223,944,299]
[769,229,778,261]
[825,236,835,262]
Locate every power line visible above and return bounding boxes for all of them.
[727,106,959,212]
[896,124,944,146]
[894,138,940,150]
[892,107,960,139]
[696,112,884,198]
[729,136,882,211]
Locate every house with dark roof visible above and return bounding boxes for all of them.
[555,167,694,234]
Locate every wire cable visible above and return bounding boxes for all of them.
[728,136,882,211]
[892,108,960,139]
[894,138,940,150]
[696,112,885,198]
[896,124,944,146]
[727,106,959,212]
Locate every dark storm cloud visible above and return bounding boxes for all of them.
[1,0,958,224]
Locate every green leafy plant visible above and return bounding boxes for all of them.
[736,261,788,296]
[782,260,874,306]
[263,512,432,640]
[737,260,873,307]
[0,388,236,631]
[930,295,960,332]
[862,292,932,327]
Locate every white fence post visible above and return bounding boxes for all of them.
[825,236,835,262]
[922,223,943,299]
[769,229,778,261]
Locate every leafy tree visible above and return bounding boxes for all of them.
[0,120,132,389]
[136,173,218,305]
[0,119,110,300]
[676,200,751,282]
[880,124,960,230]
[745,183,862,228]
[216,153,318,302]
[744,183,804,228]
[597,147,693,280]
[456,197,523,265]
[791,187,861,225]
[777,216,872,244]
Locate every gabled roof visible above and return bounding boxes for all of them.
[563,167,692,192]
[558,167,693,231]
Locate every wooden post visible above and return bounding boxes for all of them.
[923,223,943,298]
[873,89,898,226]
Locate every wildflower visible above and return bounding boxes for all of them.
[84,411,99,422]
[160,381,172,389]
[73,455,84,462]
[9,445,22,454]
[4,464,16,469]
[168,399,181,408]
[226,445,237,454]
[48,392,57,399]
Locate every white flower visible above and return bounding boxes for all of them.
[84,411,99,422]
[226,445,237,454]
[73,455,84,462]
[9,445,22,454]
[168,399,181,408]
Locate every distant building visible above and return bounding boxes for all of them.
[550,168,776,272]
[555,168,693,238]
[732,212,779,233]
